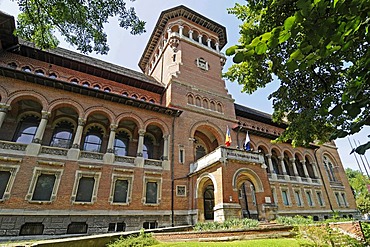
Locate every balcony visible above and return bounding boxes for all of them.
[190,146,264,174]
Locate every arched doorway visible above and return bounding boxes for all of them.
[203,185,215,220]
[238,180,258,219]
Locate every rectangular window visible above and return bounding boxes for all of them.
[143,221,157,229]
[0,171,11,199]
[113,179,128,203]
[295,190,302,206]
[108,222,126,232]
[316,191,324,206]
[179,149,185,164]
[282,190,289,206]
[67,222,88,234]
[146,182,158,204]
[176,185,186,197]
[32,174,56,201]
[271,187,277,204]
[19,223,44,236]
[76,177,95,202]
[335,192,341,206]
[341,193,347,207]
[306,191,313,206]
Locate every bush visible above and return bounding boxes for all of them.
[276,215,313,226]
[193,218,259,231]
[107,229,158,247]
[361,222,370,244]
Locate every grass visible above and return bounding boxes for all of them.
[152,238,311,247]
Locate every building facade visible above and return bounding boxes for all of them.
[0,6,358,236]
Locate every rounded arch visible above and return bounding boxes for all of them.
[270,146,282,156]
[195,172,218,198]
[0,85,9,103]
[282,149,294,158]
[48,99,84,118]
[50,116,77,130]
[256,142,269,153]
[304,153,315,164]
[143,118,169,136]
[7,90,49,110]
[115,112,144,129]
[84,106,115,124]
[294,152,304,161]
[83,122,107,136]
[189,121,224,145]
[232,168,264,193]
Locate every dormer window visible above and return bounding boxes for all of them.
[196,58,209,71]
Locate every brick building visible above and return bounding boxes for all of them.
[0,6,358,236]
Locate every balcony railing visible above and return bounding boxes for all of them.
[190,146,264,174]
[80,151,104,160]
[0,140,27,152]
[40,146,68,156]
[144,159,162,167]
[115,155,135,165]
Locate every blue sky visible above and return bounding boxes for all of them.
[1,0,369,172]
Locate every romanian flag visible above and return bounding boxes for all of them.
[225,126,232,147]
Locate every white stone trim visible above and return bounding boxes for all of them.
[71,170,101,204]
[0,164,19,201]
[109,173,134,205]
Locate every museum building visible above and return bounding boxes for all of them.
[0,5,358,236]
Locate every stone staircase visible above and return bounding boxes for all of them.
[154,223,295,242]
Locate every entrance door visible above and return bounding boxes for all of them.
[239,181,258,219]
[203,185,214,220]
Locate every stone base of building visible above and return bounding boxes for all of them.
[214,203,242,222]
[0,213,193,237]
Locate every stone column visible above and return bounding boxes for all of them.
[0,104,10,128]
[67,118,85,160]
[104,124,117,164]
[72,118,85,149]
[162,134,169,160]
[215,42,220,52]
[33,111,50,144]
[198,34,203,44]
[167,28,172,38]
[135,129,146,167]
[188,30,193,39]
[106,124,118,153]
[207,38,211,47]
[301,160,310,177]
[279,156,287,175]
[290,158,299,176]
[266,154,277,180]
[179,25,183,36]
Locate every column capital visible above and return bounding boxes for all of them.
[41,111,51,119]
[110,124,118,131]
[265,154,272,158]
[188,30,193,34]
[0,104,10,112]
[278,156,284,161]
[78,118,86,126]
[178,25,184,30]
[138,129,146,136]
[163,134,170,140]
[289,157,296,162]
[300,160,306,164]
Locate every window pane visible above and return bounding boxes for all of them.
[51,124,73,148]
[146,182,157,204]
[0,171,11,199]
[282,191,289,206]
[67,222,88,234]
[113,180,128,203]
[19,223,44,235]
[114,139,127,156]
[76,177,95,202]
[32,174,56,201]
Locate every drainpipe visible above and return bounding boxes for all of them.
[314,148,334,213]
[170,111,178,226]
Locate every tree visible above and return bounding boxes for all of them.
[345,168,370,214]
[225,0,369,153]
[13,0,145,54]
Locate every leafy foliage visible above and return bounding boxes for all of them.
[225,0,370,152]
[107,229,158,247]
[193,218,259,231]
[361,222,370,244]
[14,0,145,54]
[345,168,370,214]
[276,215,314,226]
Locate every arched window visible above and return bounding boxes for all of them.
[7,62,17,69]
[271,151,280,174]
[22,66,31,72]
[143,136,154,159]
[295,158,305,177]
[93,84,101,90]
[323,155,336,181]
[187,95,194,105]
[114,131,130,156]
[195,145,206,160]
[104,87,111,92]
[204,185,214,220]
[35,69,45,76]
[131,94,138,99]
[49,73,57,79]
[149,99,155,104]
[71,79,79,84]
[82,82,90,87]
[195,97,201,107]
[13,115,40,144]
[83,126,103,152]
[50,121,74,148]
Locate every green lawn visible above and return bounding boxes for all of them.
[153,238,311,247]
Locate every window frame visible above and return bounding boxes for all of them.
[176,185,187,197]
[109,174,133,205]
[280,187,291,206]
[294,189,303,207]
[26,167,63,203]
[0,165,19,202]
[341,192,348,207]
[315,190,325,207]
[71,171,101,205]
[305,189,314,207]
[142,176,162,206]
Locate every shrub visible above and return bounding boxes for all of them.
[107,229,158,247]
[361,222,370,244]
[193,218,259,231]
[276,215,313,226]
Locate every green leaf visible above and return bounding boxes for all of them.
[290,49,304,61]
[255,42,268,55]
[233,51,245,63]
[330,104,343,116]
[286,60,298,71]
[279,30,291,43]
[355,141,370,155]
[225,45,238,56]
[284,16,296,31]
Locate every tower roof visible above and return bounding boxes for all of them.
[139,5,227,72]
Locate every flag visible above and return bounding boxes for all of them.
[225,126,231,147]
[244,131,251,151]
